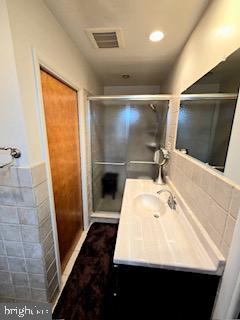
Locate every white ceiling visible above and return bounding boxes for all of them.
[44,0,210,86]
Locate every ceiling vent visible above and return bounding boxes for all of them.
[86,28,124,49]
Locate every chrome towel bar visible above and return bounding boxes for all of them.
[94,161,125,166]
[94,160,156,166]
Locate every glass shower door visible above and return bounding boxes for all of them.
[90,99,169,213]
[91,101,128,212]
[126,101,168,179]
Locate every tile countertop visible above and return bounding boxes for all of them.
[113,179,225,275]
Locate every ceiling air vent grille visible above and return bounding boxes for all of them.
[92,32,118,48]
[86,28,124,49]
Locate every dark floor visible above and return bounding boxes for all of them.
[52,223,118,320]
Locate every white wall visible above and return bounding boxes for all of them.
[164,0,240,94]
[0,0,29,165]
[225,90,240,184]
[6,0,102,166]
[104,85,161,95]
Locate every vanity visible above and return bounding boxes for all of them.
[112,179,225,319]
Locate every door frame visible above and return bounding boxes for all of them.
[31,48,90,288]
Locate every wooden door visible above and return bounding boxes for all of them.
[40,69,83,271]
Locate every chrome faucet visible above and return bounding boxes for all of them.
[157,189,177,210]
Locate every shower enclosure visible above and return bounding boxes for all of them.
[89,96,169,213]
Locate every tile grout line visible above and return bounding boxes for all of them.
[19,220,31,302]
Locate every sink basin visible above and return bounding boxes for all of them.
[133,194,166,218]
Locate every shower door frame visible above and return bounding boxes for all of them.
[87,94,171,218]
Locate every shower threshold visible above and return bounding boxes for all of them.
[91,212,120,224]
[95,193,123,212]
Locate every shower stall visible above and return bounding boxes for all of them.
[88,96,170,214]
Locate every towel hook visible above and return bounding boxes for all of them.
[0,147,21,169]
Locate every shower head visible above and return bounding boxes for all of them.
[149,104,157,112]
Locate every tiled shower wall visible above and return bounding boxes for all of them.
[0,163,59,302]
[166,98,240,258]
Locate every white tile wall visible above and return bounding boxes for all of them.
[167,150,239,258]
[229,186,240,219]
[165,97,180,151]
[0,162,59,302]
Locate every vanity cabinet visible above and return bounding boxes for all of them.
[112,264,220,319]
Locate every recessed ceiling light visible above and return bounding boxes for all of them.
[149,31,164,42]
[216,26,234,37]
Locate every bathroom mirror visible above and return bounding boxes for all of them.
[176,48,240,183]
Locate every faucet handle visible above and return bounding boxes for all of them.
[167,196,177,210]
